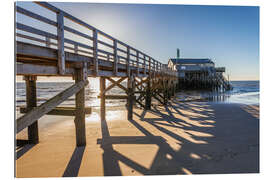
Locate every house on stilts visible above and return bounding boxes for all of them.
[168,49,232,91]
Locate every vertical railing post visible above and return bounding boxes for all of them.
[154,60,156,77]
[74,44,78,54]
[45,37,50,48]
[113,39,118,76]
[127,46,130,77]
[57,11,65,75]
[149,57,151,76]
[93,29,98,76]
[136,51,139,76]
[143,54,146,75]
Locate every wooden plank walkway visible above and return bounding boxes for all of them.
[15,2,178,147]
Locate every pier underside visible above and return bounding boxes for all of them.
[178,71,232,91]
[16,41,178,149]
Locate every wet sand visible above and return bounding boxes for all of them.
[15,101,259,177]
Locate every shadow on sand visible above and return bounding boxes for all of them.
[62,146,86,177]
[16,140,37,160]
[58,100,259,176]
[96,101,203,175]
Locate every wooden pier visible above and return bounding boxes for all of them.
[15,2,178,147]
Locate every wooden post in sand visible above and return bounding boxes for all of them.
[174,79,177,95]
[127,76,134,120]
[100,77,106,121]
[171,79,175,97]
[74,63,87,146]
[167,79,171,100]
[145,77,151,110]
[163,78,168,105]
[172,79,174,97]
[168,79,172,99]
[24,75,39,144]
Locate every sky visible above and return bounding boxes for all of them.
[16,2,259,81]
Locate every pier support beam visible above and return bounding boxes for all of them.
[100,77,106,121]
[172,80,175,97]
[24,75,39,144]
[163,78,168,105]
[145,77,151,110]
[127,76,134,120]
[168,79,172,99]
[74,63,87,146]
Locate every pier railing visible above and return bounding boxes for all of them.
[15,2,177,77]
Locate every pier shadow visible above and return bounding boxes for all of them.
[98,99,259,175]
[16,139,30,149]
[16,139,37,160]
[16,100,259,176]
[240,105,259,119]
[100,119,122,176]
[62,146,86,177]
[97,100,218,175]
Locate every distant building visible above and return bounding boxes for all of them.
[167,49,231,90]
[168,58,220,78]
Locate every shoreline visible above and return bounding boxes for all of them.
[16,90,260,109]
[16,81,259,108]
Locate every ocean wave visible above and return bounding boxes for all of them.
[230,89,259,95]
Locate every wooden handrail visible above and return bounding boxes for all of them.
[16,2,177,77]
[16,80,89,133]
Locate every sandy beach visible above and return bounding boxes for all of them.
[15,100,259,177]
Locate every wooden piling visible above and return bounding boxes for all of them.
[172,80,175,97]
[74,63,87,146]
[145,77,151,110]
[24,75,39,144]
[163,78,168,105]
[169,79,172,99]
[100,77,106,121]
[127,76,134,120]
[167,80,171,100]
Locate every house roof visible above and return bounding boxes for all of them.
[169,58,214,64]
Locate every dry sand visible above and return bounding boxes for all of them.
[15,101,259,177]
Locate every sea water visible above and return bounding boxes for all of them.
[15,78,127,108]
[222,81,259,105]
[178,81,260,105]
[15,79,259,107]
